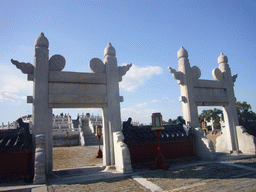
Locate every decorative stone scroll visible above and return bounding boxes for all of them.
[33,134,46,184]
[11,33,132,184]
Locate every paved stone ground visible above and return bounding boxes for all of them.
[1,142,256,192]
[206,133,220,150]
[48,176,149,192]
[53,145,103,169]
[47,156,256,192]
[140,158,256,192]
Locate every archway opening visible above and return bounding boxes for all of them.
[198,106,224,150]
[51,108,104,171]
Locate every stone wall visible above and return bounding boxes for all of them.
[53,135,80,147]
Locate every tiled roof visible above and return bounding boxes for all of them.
[0,127,32,152]
[122,123,193,146]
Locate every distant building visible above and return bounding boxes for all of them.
[202,117,224,134]
[0,113,103,147]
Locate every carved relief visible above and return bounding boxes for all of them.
[118,63,132,82]
[33,134,46,184]
[11,59,34,74]
[168,67,184,84]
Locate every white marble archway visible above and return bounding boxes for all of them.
[169,47,245,159]
[11,33,132,184]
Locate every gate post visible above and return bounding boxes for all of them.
[174,47,199,128]
[218,53,240,154]
[33,33,50,184]
[103,43,122,166]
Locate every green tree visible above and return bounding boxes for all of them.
[199,108,223,129]
[163,118,178,125]
[236,101,256,123]
[167,118,178,124]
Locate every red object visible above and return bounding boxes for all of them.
[65,132,69,147]
[128,140,194,164]
[150,129,170,170]
[0,151,33,178]
[95,135,103,158]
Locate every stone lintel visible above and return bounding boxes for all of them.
[194,95,228,104]
[48,94,107,105]
[193,79,225,89]
[197,102,228,107]
[48,103,106,108]
[49,71,107,84]
[49,83,107,95]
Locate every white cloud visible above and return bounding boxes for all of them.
[0,64,33,104]
[119,64,163,92]
[0,92,24,105]
[121,106,159,124]
[121,107,142,121]
[151,99,161,103]
[136,102,148,108]
[162,97,176,103]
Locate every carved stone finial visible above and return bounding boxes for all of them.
[49,54,66,71]
[89,58,105,73]
[104,43,116,57]
[35,32,49,48]
[191,66,201,80]
[218,53,228,64]
[212,68,223,81]
[177,47,188,59]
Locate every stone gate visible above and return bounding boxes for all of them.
[169,47,255,159]
[11,33,132,184]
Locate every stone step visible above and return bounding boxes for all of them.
[81,125,93,135]
[84,134,103,145]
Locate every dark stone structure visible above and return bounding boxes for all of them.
[0,118,33,182]
[122,117,195,164]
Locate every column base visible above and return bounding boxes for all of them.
[230,150,242,155]
[103,165,116,172]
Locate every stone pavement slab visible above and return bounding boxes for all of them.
[139,157,256,192]
[1,148,256,192]
[48,176,149,192]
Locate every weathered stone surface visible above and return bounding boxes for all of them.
[236,126,256,155]
[89,58,105,74]
[49,54,66,71]
[33,134,46,184]
[12,33,132,184]
[169,48,241,159]
[194,128,215,160]
[113,131,133,173]
[49,71,107,84]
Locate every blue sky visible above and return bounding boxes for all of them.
[1,0,256,125]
